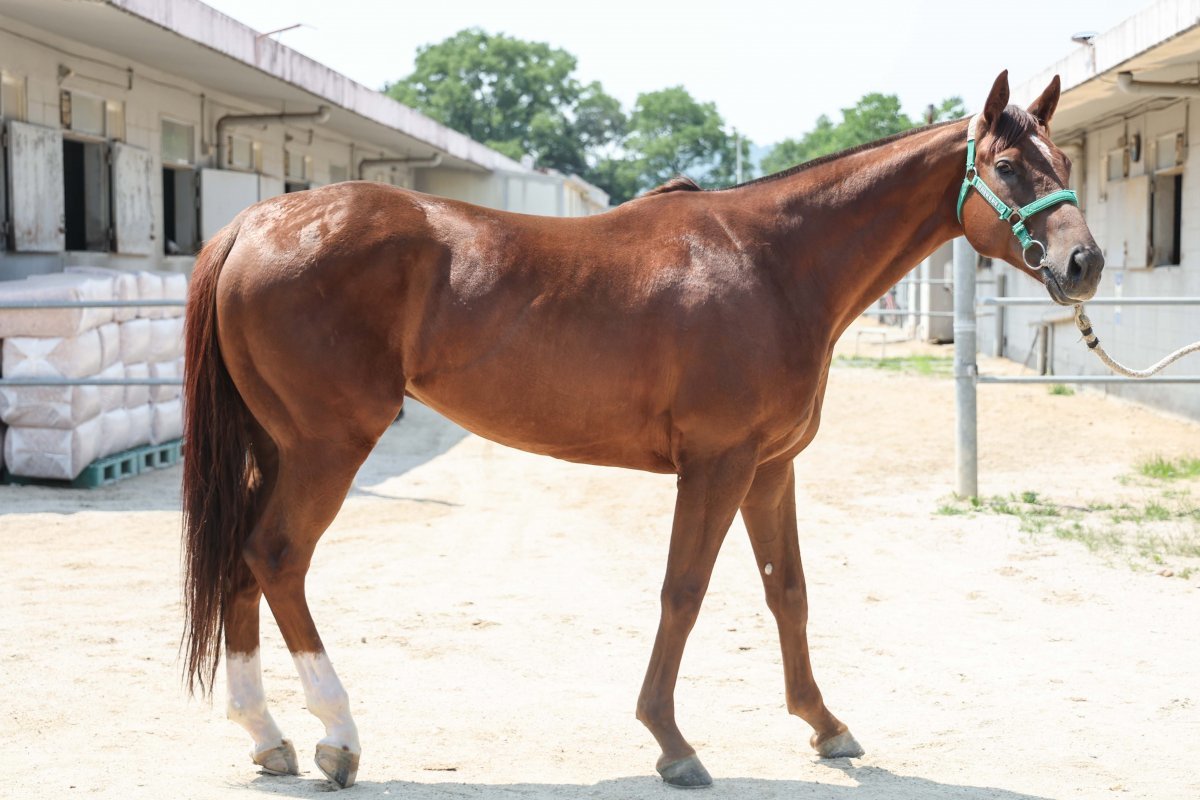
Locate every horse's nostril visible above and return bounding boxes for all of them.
[1068,249,1085,283]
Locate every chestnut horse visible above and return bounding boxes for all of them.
[182,71,1102,789]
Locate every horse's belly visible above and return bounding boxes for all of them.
[406,374,675,474]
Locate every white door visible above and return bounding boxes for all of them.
[258,175,284,201]
[6,120,64,252]
[199,168,259,242]
[111,141,155,255]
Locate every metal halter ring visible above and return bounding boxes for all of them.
[1022,240,1047,269]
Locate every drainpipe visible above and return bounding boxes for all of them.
[1116,72,1200,97]
[358,153,443,180]
[215,105,331,168]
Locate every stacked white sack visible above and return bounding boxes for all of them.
[65,267,139,322]
[0,273,114,338]
[0,275,116,479]
[4,417,102,481]
[0,423,5,474]
[143,272,187,445]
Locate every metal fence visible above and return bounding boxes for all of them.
[950,238,1200,496]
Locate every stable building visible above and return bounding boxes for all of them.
[993,0,1200,419]
[0,0,608,281]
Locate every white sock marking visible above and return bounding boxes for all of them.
[226,650,286,754]
[293,651,360,754]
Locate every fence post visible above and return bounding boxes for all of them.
[953,237,978,498]
[993,271,1006,358]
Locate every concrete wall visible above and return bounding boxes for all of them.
[983,97,1200,420]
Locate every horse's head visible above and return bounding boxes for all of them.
[959,71,1103,305]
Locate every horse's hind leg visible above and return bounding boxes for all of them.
[740,460,863,759]
[242,439,375,789]
[224,435,299,775]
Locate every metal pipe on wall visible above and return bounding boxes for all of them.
[215,105,331,168]
[357,153,443,180]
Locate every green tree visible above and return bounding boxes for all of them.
[593,86,752,203]
[386,29,625,176]
[760,93,966,176]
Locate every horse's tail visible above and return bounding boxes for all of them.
[181,218,255,696]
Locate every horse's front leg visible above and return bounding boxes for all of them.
[740,459,863,759]
[636,446,759,788]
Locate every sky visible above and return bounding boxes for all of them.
[203,0,1148,147]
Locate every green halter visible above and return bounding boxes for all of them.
[956,114,1078,268]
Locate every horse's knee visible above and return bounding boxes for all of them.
[660,581,705,624]
[764,579,809,626]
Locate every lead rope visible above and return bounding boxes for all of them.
[1073,304,1200,378]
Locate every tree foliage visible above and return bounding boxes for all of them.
[760,93,967,176]
[385,29,625,177]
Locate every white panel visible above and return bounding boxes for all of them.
[6,120,64,252]
[200,168,258,242]
[1100,175,1151,268]
[112,142,155,256]
[258,175,284,201]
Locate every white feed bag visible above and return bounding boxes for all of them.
[5,416,102,480]
[153,271,188,318]
[0,382,101,429]
[151,399,183,445]
[96,322,121,370]
[128,402,152,449]
[150,358,183,402]
[119,318,151,364]
[148,317,185,363]
[97,362,125,413]
[3,329,103,379]
[0,423,6,474]
[123,362,150,408]
[136,271,165,319]
[0,274,115,338]
[99,407,134,458]
[65,267,139,322]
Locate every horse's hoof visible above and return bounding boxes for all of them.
[811,729,865,759]
[657,754,713,788]
[253,738,299,776]
[315,743,359,789]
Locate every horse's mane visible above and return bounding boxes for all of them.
[630,106,1039,200]
[641,175,704,197]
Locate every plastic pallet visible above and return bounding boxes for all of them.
[2,438,183,489]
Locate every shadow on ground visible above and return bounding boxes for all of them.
[0,400,468,515]
[247,764,1052,799]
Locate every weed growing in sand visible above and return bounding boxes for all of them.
[834,354,954,378]
[936,484,1200,578]
[1048,384,1075,396]
[1138,455,1200,481]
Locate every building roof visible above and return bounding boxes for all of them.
[0,0,531,174]
[1012,0,1200,136]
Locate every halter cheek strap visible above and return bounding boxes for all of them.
[956,114,1079,268]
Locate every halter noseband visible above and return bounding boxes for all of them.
[956,114,1078,269]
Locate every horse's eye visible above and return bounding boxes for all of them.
[996,160,1015,176]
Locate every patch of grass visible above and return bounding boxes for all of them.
[1138,455,1200,481]
[935,489,1200,578]
[834,354,953,378]
[1048,384,1075,396]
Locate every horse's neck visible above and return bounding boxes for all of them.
[750,120,969,338]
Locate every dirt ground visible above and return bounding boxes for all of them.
[1,325,1198,800]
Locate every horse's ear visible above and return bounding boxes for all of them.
[982,70,1010,130]
[1027,75,1061,129]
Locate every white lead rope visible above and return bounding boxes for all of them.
[1074,305,1200,378]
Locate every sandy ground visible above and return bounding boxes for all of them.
[1,326,1198,800]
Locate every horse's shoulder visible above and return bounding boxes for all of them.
[640,176,704,198]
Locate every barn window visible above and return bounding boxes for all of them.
[161,120,198,255]
[226,134,262,172]
[62,137,110,252]
[284,150,311,192]
[328,163,348,183]
[1151,132,1185,267]
[1,71,26,121]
